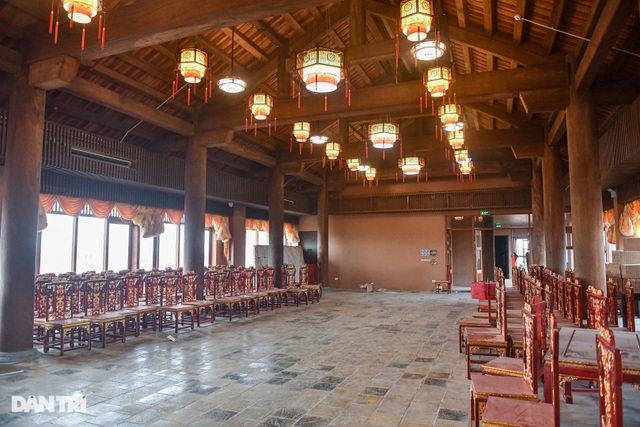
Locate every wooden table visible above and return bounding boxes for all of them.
[543,327,640,403]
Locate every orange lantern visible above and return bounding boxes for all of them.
[296,47,344,94]
[400,0,433,42]
[292,122,311,142]
[425,66,451,98]
[63,0,99,24]
[447,130,464,149]
[369,122,398,149]
[398,156,425,175]
[438,104,462,132]
[249,92,274,121]
[179,47,208,84]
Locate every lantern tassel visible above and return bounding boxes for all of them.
[420,96,423,114]
[395,172,398,182]
[322,157,326,168]
[81,26,86,50]
[98,13,103,40]
[363,179,366,188]
[69,4,74,28]
[348,89,351,106]
[417,172,420,183]
[49,0,54,34]
[310,143,313,154]
[187,87,191,105]
[297,92,301,109]
[400,140,403,158]
[324,95,328,112]
[254,122,257,137]
[299,142,303,155]
[403,174,406,183]
[289,136,292,153]
[245,117,249,133]
[365,141,369,158]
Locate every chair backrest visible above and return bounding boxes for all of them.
[231,268,246,296]
[285,265,297,289]
[596,326,623,427]
[44,280,77,321]
[83,277,108,316]
[122,273,141,308]
[550,328,561,427]
[105,276,123,311]
[265,266,276,290]
[521,303,539,394]
[256,266,266,291]
[144,272,162,304]
[495,283,507,339]
[244,267,256,293]
[161,273,180,306]
[587,285,607,330]
[572,280,585,328]
[625,281,635,332]
[203,269,216,297]
[299,265,309,287]
[34,275,53,318]
[607,279,619,327]
[182,271,198,302]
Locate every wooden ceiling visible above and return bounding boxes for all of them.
[1,0,639,198]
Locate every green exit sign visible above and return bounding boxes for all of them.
[481,210,490,216]
[496,223,502,228]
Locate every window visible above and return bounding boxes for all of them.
[179,226,212,267]
[139,235,155,270]
[158,223,178,269]
[39,214,74,274]
[246,230,258,267]
[76,216,106,273]
[108,222,130,271]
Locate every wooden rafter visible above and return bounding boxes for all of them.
[542,0,566,55]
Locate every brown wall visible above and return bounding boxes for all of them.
[322,213,447,291]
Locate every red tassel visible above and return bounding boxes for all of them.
[245,118,248,133]
[274,117,277,131]
[254,122,257,136]
[322,157,326,168]
[98,14,102,40]
[49,0,54,34]
[193,83,196,95]
[363,179,366,188]
[54,20,59,44]
[101,21,106,50]
[420,96,423,114]
[345,79,349,98]
[299,142,303,155]
[69,5,74,28]
[339,159,343,169]
[205,86,208,104]
[426,172,428,182]
[348,89,351,106]
[376,178,378,187]
[330,160,333,170]
[432,100,434,116]
[400,141,403,158]
[324,96,328,112]
[81,26,86,50]
[310,143,313,154]
[268,121,272,136]
[297,92,301,109]
[369,180,372,188]
[209,80,213,98]
[250,114,253,127]
[289,136,292,153]
[291,81,295,99]
[187,87,191,105]
[395,173,398,182]
[417,173,420,183]
[395,28,399,73]
[403,174,406,183]
[365,142,369,158]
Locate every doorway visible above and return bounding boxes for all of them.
[495,235,509,278]
[514,237,530,269]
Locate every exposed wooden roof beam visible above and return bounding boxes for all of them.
[194,35,249,76]
[220,28,268,62]
[282,13,305,35]
[252,20,287,47]
[542,0,566,55]
[466,103,537,128]
[280,162,324,186]
[62,78,195,136]
[513,0,527,45]
[483,0,496,36]
[575,0,634,91]
[574,0,607,62]
[203,64,567,131]
[0,45,20,74]
[28,0,337,63]
[455,0,469,28]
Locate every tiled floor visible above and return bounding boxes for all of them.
[0,288,639,426]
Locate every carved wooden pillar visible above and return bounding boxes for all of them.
[184,137,206,299]
[318,171,329,287]
[0,71,45,363]
[269,166,284,287]
[566,89,605,290]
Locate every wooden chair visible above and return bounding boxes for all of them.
[596,325,624,427]
[41,280,92,356]
[254,266,271,310]
[282,264,309,306]
[624,281,636,332]
[587,285,607,330]
[181,271,215,326]
[482,328,561,427]
[121,272,157,335]
[234,267,260,315]
[157,273,196,333]
[300,264,321,303]
[469,304,540,427]
[83,277,130,348]
[607,278,620,327]
[212,268,243,321]
[264,266,285,308]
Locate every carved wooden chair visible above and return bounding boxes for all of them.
[469,304,540,427]
[482,328,560,427]
[586,285,607,330]
[121,272,157,335]
[624,281,636,332]
[300,264,321,303]
[596,326,624,427]
[157,273,196,333]
[83,277,130,348]
[282,264,309,306]
[607,278,620,327]
[33,274,55,344]
[253,266,270,310]
[181,271,215,326]
[264,266,285,308]
[42,279,92,356]
[212,267,243,321]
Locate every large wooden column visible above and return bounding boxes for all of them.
[184,137,206,299]
[231,205,246,266]
[317,171,329,287]
[566,89,605,290]
[542,143,566,274]
[531,158,545,266]
[0,72,45,363]
[269,166,284,288]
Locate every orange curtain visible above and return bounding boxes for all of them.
[56,196,87,216]
[40,194,57,212]
[246,219,269,232]
[87,199,115,218]
[165,209,184,225]
[205,213,215,228]
[115,203,139,220]
[284,223,300,244]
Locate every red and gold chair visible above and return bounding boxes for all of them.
[264,266,285,308]
[212,267,243,321]
[607,278,620,327]
[42,279,92,356]
[121,272,157,335]
[253,266,270,310]
[300,264,321,303]
[469,304,540,427]
[596,326,624,427]
[233,267,259,315]
[282,264,309,307]
[181,271,215,326]
[83,277,130,348]
[157,273,196,333]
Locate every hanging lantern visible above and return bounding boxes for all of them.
[454,149,469,164]
[369,122,398,149]
[292,122,311,142]
[398,156,425,175]
[179,47,208,84]
[358,163,370,172]
[249,92,274,120]
[425,66,451,98]
[438,104,462,131]
[447,130,464,149]
[400,0,433,42]
[325,142,341,160]
[347,159,361,171]
[309,133,328,144]
[411,38,446,61]
[365,167,377,181]
[459,160,474,175]
[295,46,344,93]
[63,0,99,24]
[218,27,246,93]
